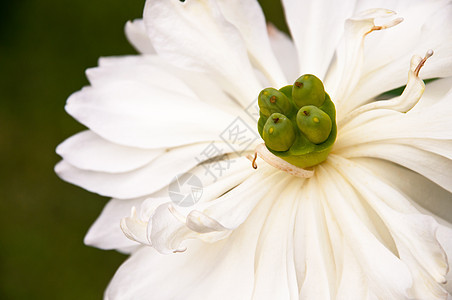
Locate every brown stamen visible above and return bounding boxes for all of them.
[247,144,314,178]
[251,152,258,169]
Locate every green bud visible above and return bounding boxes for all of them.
[296,106,332,144]
[292,74,325,108]
[262,113,296,152]
[258,88,292,117]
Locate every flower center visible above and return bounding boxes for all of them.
[249,74,337,176]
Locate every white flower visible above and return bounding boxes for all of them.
[56,0,452,299]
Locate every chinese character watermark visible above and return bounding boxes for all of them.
[220,117,259,155]
[195,142,235,182]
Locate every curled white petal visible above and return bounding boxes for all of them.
[326,8,404,111]
[186,210,228,233]
[338,50,432,127]
[120,207,150,246]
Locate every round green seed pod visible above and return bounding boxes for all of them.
[296,106,332,144]
[262,113,296,152]
[292,74,325,108]
[258,88,292,117]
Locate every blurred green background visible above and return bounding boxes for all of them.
[0,0,286,299]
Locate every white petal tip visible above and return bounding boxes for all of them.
[83,232,96,247]
[390,17,404,27]
[54,161,65,174]
[172,248,187,253]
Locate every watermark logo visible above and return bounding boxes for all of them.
[168,173,203,207]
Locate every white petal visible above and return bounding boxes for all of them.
[105,241,249,300]
[85,56,194,97]
[321,202,369,299]
[84,198,143,252]
[410,76,452,111]
[119,197,194,251]
[147,161,254,253]
[318,163,413,299]
[354,157,452,224]
[252,179,299,299]
[149,203,201,253]
[371,169,452,295]
[106,189,283,299]
[325,8,403,110]
[347,1,452,108]
[330,156,448,298]
[217,0,287,87]
[96,156,251,253]
[66,77,235,149]
[190,164,287,230]
[398,138,452,160]
[337,97,452,151]
[340,142,452,193]
[56,130,163,173]
[295,176,336,299]
[281,0,356,79]
[120,207,150,246]
[185,210,228,234]
[436,223,452,294]
[55,143,216,199]
[189,157,255,204]
[267,23,299,82]
[144,0,262,107]
[338,53,426,126]
[354,0,447,71]
[90,55,243,116]
[148,163,286,253]
[124,19,155,54]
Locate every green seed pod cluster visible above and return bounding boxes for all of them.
[257,74,337,168]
